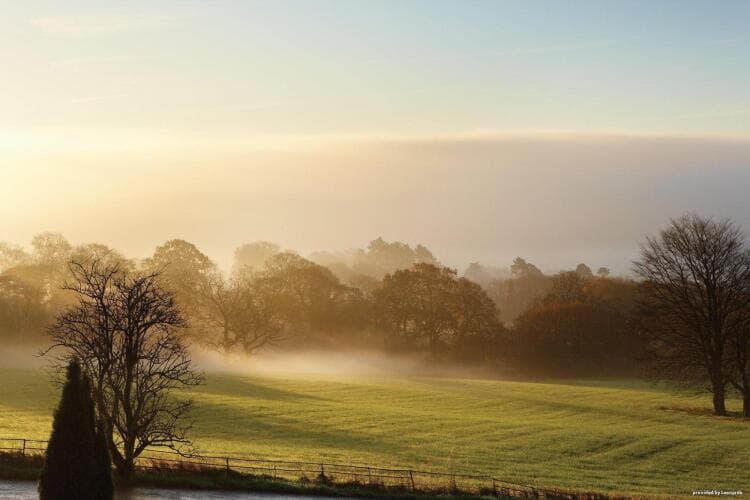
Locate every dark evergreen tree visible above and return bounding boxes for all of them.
[38,359,102,500]
[94,418,114,499]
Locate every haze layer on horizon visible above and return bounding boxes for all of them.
[2,1,749,274]
[3,132,749,275]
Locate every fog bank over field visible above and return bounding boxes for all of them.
[0,342,492,379]
[2,131,750,274]
[0,345,47,369]
[191,348,493,379]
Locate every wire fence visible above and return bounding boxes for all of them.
[0,437,615,499]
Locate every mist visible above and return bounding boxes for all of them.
[3,132,750,275]
[0,342,486,379]
[0,344,48,370]
[190,348,497,380]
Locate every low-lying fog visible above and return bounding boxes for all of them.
[1,343,491,380]
[192,349,489,379]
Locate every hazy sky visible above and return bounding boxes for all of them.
[1,1,749,274]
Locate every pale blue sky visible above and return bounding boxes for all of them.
[2,0,749,135]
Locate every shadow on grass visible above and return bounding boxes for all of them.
[190,398,409,457]
[189,376,331,402]
[659,405,749,421]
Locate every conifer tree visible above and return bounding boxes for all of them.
[94,418,114,500]
[38,359,101,500]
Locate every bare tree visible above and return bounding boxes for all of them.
[633,214,750,416]
[44,259,202,479]
[201,270,287,356]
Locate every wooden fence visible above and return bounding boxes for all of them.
[0,437,614,499]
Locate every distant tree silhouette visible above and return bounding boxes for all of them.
[510,257,543,279]
[575,263,594,279]
[486,257,551,325]
[351,237,440,279]
[0,241,29,272]
[31,232,72,268]
[259,252,356,347]
[463,262,510,288]
[144,239,218,336]
[232,241,281,274]
[547,271,587,304]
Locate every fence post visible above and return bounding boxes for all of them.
[225,457,230,477]
[21,439,26,457]
[492,478,497,497]
[367,467,372,484]
[409,469,415,491]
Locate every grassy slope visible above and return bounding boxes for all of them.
[0,368,747,497]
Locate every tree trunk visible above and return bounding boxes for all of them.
[712,379,727,416]
[744,394,750,418]
[116,460,136,484]
[121,434,136,481]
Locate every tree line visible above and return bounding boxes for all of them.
[0,233,640,374]
[3,216,750,417]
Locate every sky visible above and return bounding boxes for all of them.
[1,1,749,274]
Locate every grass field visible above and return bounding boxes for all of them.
[0,367,747,498]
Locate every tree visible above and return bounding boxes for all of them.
[633,214,750,416]
[0,241,29,272]
[230,274,290,353]
[46,259,202,479]
[144,239,218,343]
[596,267,611,278]
[510,257,543,279]
[308,238,439,282]
[232,241,281,274]
[0,270,51,343]
[13,232,77,310]
[463,262,510,288]
[259,252,353,346]
[145,239,217,311]
[511,279,639,377]
[375,263,502,360]
[575,263,594,279]
[31,232,72,267]
[94,419,114,500]
[546,271,587,303]
[727,318,750,416]
[201,252,370,355]
[201,270,287,355]
[39,359,111,500]
[71,243,134,274]
[414,244,438,265]
[487,257,551,325]
[375,263,457,356]
[452,277,504,362]
[351,238,440,279]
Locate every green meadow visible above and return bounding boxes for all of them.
[0,367,747,497]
